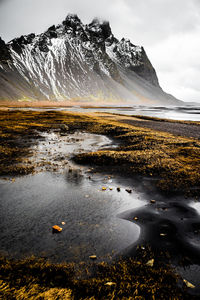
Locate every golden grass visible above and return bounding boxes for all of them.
[0,255,190,299]
[0,110,200,195]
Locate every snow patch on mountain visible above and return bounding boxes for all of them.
[0,14,182,105]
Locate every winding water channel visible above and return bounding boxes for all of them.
[0,131,144,262]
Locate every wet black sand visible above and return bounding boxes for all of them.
[99,114,200,140]
[121,119,200,140]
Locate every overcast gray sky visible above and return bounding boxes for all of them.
[0,0,200,102]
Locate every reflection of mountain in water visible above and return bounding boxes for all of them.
[0,14,182,105]
[65,168,83,185]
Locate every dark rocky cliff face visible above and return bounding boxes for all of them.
[0,14,181,105]
[0,37,11,63]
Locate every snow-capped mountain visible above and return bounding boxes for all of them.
[0,14,182,105]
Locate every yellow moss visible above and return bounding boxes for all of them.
[0,256,186,299]
[0,110,200,195]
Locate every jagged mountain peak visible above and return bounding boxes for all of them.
[63,13,82,25]
[7,15,139,57]
[0,14,181,105]
[87,18,112,39]
[8,15,114,49]
[8,33,36,54]
[61,14,84,33]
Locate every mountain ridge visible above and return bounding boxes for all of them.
[0,14,182,105]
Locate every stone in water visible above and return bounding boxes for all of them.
[52,225,62,233]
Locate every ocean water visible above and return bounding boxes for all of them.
[10,105,200,121]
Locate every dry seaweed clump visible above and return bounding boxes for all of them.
[0,256,194,299]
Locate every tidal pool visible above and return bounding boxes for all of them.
[0,131,144,262]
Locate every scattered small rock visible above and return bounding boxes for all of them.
[146,259,154,267]
[109,187,113,190]
[150,200,156,204]
[183,279,195,288]
[89,255,97,260]
[160,233,167,237]
[162,207,168,211]
[60,124,69,132]
[105,282,116,286]
[125,189,132,194]
[52,225,62,233]
[102,187,107,191]
[117,187,120,192]
[61,222,65,225]
[134,217,138,221]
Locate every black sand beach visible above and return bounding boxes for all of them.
[97,112,200,140]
